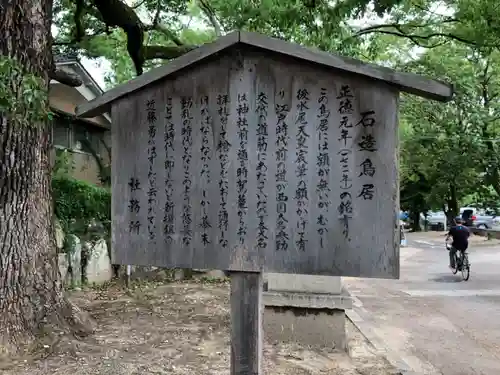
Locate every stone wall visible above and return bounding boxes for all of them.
[57,233,112,286]
[84,239,113,283]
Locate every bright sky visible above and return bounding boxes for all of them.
[81,57,109,90]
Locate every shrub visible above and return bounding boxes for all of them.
[52,175,111,249]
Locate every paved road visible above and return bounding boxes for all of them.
[345,232,500,375]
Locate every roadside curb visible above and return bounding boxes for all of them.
[346,308,416,374]
[407,232,500,246]
[471,241,500,247]
[345,296,443,375]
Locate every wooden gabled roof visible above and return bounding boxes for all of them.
[76,31,453,118]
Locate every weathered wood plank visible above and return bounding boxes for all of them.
[76,31,453,119]
[110,50,400,279]
[230,271,263,375]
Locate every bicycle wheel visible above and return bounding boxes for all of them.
[451,253,459,274]
[461,253,470,281]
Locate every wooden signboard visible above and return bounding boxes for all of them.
[76,31,453,375]
[111,52,402,278]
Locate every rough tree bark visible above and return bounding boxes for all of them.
[410,211,421,232]
[0,0,92,356]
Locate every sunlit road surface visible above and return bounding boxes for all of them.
[344,232,500,375]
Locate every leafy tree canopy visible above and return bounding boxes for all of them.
[51,0,380,86]
[48,0,500,221]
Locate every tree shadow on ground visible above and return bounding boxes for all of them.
[429,275,464,283]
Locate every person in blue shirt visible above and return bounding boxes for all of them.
[445,218,470,269]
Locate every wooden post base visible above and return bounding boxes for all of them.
[230,271,263,375]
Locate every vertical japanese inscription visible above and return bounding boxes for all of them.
[217,94,230,248]
[181,96,193,246]
[356,110,377,201]
[256,92,269,250]
[128,177,141,234]
[236,93,249,245]
[199,96,212,246]
[337,85,354,240]
[146,99,158,241]
[163,97,175,243]
[295,88,310,252]
[316,88,331,248]
[275,94,290,251]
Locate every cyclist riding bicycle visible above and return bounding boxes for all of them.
[445,218,470,269]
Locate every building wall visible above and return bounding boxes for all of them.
[72,151,102,183]
[51,149,105,185]
[49,83,111,186]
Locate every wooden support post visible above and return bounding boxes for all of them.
[125,265,131,288]
[230,271,263,375]
[228,244,263,375]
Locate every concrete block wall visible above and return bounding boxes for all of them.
[266,273,342,294]
[263,273,352,351]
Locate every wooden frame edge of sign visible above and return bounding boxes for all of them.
[75,30,454,119]
[238,31,454,103]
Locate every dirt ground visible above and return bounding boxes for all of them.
[1,279,398,375]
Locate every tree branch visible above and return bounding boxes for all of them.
[49,68,83,87]
[198,0,222,36]
[146,23,184,46]
[413,4,457,20]
[53,28,108,46]
[68,0,200,76]
[141,0,185,46]
[354,27,447,48]
[152,0,162,29]
[132,0,147,9]
[352,22,494,49]
[143,44,198,60]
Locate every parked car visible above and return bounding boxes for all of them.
[491,216,500,230]
[457,207,476,227]
[473,213,495,229]
[455,207,497,229]
[416,207,498,230]
[427,211,446,224]
[420,211,447,231]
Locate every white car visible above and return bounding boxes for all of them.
[492,217,500,230]
[424,211,446,226]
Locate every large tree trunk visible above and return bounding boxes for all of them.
[0,0,92,356]
[410,211,421,232]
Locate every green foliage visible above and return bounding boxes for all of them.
[51,0,384,87]
[53,149,76,178]
[52,152,111,247]
[52,176,110,229]
[0,56,51,124]
[207,0,371,58]
[48,0,500,223]
[398,41,500,218]
[345,0,500,50]
[100,28,218,87]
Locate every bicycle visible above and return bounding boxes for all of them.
[446,241,470,281]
